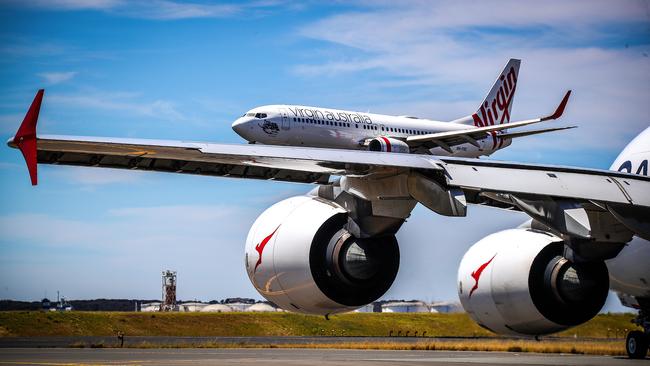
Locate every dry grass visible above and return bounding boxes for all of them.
[0,311,639,339]
[68,339,625,356]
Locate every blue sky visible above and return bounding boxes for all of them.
[0,1,648,312]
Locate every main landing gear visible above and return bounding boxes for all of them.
[626,306,649,359]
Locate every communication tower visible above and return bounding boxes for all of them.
[161,270,177,311]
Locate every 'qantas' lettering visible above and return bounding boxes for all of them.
[618,160,648,176]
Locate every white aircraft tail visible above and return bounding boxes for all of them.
[451,58,520,126]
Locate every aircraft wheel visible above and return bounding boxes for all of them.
[626,330,648,359]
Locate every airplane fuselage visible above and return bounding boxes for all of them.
[231,105,511,157]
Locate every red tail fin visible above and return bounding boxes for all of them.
[13,89,44,185]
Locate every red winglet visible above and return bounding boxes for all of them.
[543,90,571,121]
[13,89,44,185]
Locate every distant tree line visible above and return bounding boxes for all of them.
[0,299,156,311]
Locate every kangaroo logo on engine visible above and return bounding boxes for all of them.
[254,226,280,273]
[469,254,497,298]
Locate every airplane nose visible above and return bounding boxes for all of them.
[232,117,249,139]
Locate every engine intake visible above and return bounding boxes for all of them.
[368,137,410,153]
[458,228,609,336]
[245,196,399,315]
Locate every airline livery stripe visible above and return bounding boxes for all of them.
[380,136,391,152]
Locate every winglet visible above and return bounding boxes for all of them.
[543,90,571,121]
[12,89,44,185]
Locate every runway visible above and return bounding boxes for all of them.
[0,348,641,366]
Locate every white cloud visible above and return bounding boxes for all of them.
[49,91,186,121]
[38,71,77,85]
[294,1,650,152]
[0,202,258,300]
[8,0,294,20]
[11,0,123,10]
[48,165,145,186]
[0,114,23,134]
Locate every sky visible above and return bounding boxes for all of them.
[0,1,648,313]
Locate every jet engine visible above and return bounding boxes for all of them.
[457,228,609,336]
[245,195,400,315]
[368,137,410,153]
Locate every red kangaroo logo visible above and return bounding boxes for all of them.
[468,254,497,298]
[254,226,280,273]
[471,66,518,149]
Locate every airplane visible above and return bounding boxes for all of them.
[231,59,574,157]
[7,87,650,358]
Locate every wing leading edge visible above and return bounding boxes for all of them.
[7,89,650,212]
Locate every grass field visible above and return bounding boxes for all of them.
[101,339,626,356]
[0,311,639,339]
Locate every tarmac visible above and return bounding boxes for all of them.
[0,348,642,366]
[0,335,620,348]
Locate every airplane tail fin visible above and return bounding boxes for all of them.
[451,59,520,126]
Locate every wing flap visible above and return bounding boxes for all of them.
[440,157,650,208]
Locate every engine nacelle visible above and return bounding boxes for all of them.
[245,196,400,315]
[458,229,609,336]
[368,137,410,153]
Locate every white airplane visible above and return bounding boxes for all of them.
[7,86,650,358]
[231,59,573,157]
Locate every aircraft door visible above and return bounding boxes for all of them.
[280,109,290,130]
[380,124,387,136]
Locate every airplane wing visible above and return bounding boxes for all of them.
[406,91,572,152]
[437,156,650,208]
[11,134,443,185]
[437,156,650,242]
[7,91,444,185]
[8,90,650,233]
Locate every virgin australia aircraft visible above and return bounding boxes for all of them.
[232,59,573,157]
[7,59,650,358]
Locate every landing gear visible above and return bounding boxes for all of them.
[626,306,649,359]
[626,331,648,359]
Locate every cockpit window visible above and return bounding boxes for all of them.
[255,113,267,118]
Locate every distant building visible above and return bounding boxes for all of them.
[381,301,429,313]
[178,302,207,312]
[201,304,233,313]
[353,304,375,313]
[41,298,51,311]
[429,301,463,313]
[52,296,72,312]
[227,302,252,312]
[140,302,162,312]
[246,303,278,312]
